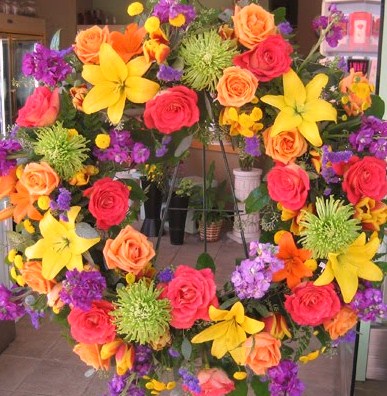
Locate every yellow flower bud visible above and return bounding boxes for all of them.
[38,195,51,211]
[16,275,25,286]
[16,165,24,179]
[144,16,160,33]
[125,273,136,284]
[7,249,17,262]
[127,2,144,16]
[169,14,185,27]
[233,371,247,380]
[14,254,24,269]
[304,258,318,271]
[23,219,35,234]
[95,134,111,149]
[68,128,79,138]
[10,266,18,280]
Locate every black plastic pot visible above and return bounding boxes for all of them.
[168,194,189,245]
[140,177,163,237]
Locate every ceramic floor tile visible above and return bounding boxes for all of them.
[0,355,37,392]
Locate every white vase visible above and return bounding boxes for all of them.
[228,168,262,244]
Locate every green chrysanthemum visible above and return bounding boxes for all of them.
[299,196,361,259]
[179,30,238,92]
[112,280,171,345]
[33,122,89,180]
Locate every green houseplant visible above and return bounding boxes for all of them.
[190,162,230,242]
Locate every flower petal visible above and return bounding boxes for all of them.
[298,119,322,147]
[305,73,328,101]
[241,316,265,335]
[314,260,335,286]
[82,65,105,85]
[260,95,286,110]
[283,69,306,107]
[125,76,160,103]
[107,93,127,125]
[270,108,302,136]
[303,99,337,123]
[127,56,152,77]
[331,255,359,303]
[191,322,228,344]
[99,43,128,82]
[82,83,121,114]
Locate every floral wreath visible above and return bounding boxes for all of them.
[1,1,387,396]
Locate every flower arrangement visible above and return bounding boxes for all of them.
[1,1,387,396]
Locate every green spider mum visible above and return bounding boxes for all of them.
[179,30,238,92]
[299,196,361,259]
[111,280,171,345]
[33,122,89,180]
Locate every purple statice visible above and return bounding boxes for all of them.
[157,64,183,82]
[312,15,329,31]
[278,21,293,35]
[179,368,201,394]
[232,242,284,300]
[132,143,150,164]
[25,307,45,329]
[93,129,134,164]
[349,282,387,322]
[106,373,130,396]
[349,116,387,160]
[59,269,107,311]
[321,145,353,184]
[244,136,261,158]
[50,187,72,212]
[332,329,357,347]
[22,43,73,86]
[155,136,172,158]
[0,138,22,176]
[157,268,175,283]
[131,345,154,377]
[168,347,180,358]
[0,284,26,321]
[267,360,305,396]
[153,0,196,27]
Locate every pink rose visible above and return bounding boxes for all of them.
[16,87,60,127]
[144,86,200,134]
[267,163,310,210]
[342,156,387,204]
[83,177,130,230]
[159,265,218,329]
[284,282,341,326]
[195,368,235,396]
[233,34,293,82]
[67,300,116,344]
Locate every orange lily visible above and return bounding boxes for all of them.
[73,343,110,371]
[109,23,146,63]
[0,167,17,199]
[273,231,313,288]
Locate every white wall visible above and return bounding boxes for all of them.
[378,1,387,116]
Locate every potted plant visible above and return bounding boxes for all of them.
[168,178,195,245]
[190,162,230,242]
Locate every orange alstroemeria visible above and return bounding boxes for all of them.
[354,197,387,232]
[143,28,170,64]
[262,313,291,340]
[0,181,42,224]
[310,149,322,174]
[73,343,110,371]
[273,231,313,288]
[0,167,17,199]
[278,203,314,236]
[101,338,135,376]
[109,23,146,63]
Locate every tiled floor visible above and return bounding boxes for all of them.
[0,229,386,395]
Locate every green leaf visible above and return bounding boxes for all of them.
[273,7,287,24]
[175,135,193,157]
[228,379,248,396]
[196,252,216,273]
[6,231,34,252]
[245,184,270,214]
[124,179,147,201]
[50,30,62,50]
[181,337,192,361]
[251,376,270,396]
[365,94,385,119]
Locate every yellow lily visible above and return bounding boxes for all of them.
[25,206,100,280]
[82,43,160,125]
[191,302,264,364]
[260,69,337,147]
[314,232,383,303]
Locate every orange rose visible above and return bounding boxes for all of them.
[323,306,358,340]
[245,332,281,375]
[103,225,155,274]
[19,162,60,196]
[232,4,276,49]
[73,25,110,64]
[216,66,258,107]
[263,127,308,164]
[21,261,56,294]
[73,343,110,371]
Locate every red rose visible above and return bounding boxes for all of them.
[233,34,293,82]
[67,300,116,344]
[143,85,200,134]
[159,265,218,329]
[267,163,310,210]
[284,282,341,326]
[342,156,387,204]
[83,177,129,230]
[195,368,235,396]
[16,87,60,127]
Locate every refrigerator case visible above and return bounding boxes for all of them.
[0,16,45,353]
